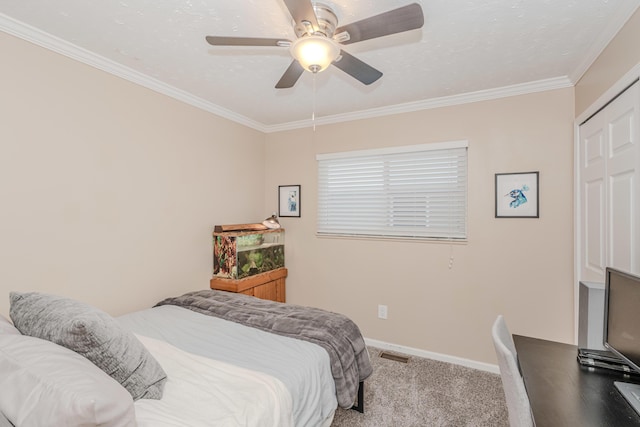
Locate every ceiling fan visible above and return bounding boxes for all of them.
[205,1,424,89]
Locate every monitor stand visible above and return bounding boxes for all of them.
[615,382,640,416]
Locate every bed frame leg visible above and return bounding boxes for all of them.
[350,381,364,413]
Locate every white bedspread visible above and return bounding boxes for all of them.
[133,335,294,427]
[118,305,337,427]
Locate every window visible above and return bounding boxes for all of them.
[316,141,468,240]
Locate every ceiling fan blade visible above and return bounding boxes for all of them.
[275,60,305,89]
[282,0,319,31]
[335,3,424,45]
[332,50,382,85]
[206,36,290,47]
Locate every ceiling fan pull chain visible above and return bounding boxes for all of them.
[312,73,317,132]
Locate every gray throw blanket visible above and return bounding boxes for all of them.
[155,290,372,408]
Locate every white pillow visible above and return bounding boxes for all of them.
[0,334,136,427]
[0,314,20,335]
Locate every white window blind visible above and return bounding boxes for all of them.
[317,141,468,240]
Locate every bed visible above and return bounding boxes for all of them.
[0,290,372,427]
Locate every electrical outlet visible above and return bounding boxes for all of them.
[378,304,388,319]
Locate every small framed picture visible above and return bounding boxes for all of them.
[279,185,301,217]
[495,172,539,218]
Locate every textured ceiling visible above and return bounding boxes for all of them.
[1,0,639,131]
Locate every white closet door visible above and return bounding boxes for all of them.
[606,83,640,274]
[579,118,606,281]
[579,81,640,280]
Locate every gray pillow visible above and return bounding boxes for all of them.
[9,292,167,401]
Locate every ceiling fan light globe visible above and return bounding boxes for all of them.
[290,35,340,73]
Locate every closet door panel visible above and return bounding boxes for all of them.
[608,171,634,271]
[606,83,639,274]
[584,179,605,278]
[580,122,606,281]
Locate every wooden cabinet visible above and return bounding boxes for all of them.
[210,267,287,303]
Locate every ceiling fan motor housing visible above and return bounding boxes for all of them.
[294,3,338,38]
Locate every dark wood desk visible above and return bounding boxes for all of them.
[513,335,640,426]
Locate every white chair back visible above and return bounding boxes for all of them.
[492,315,534,427]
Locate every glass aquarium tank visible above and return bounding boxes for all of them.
[213,229,285,279]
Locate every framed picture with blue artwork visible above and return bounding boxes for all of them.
[279,185,301,217]
[495,172,539,218]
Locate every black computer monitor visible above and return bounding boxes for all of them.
[603,267,640,415]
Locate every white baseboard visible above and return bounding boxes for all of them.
[364,337,500,374]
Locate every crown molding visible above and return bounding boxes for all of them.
[0,13,267,132]
[264,76,574,133]
[2,12,572,135]
[569,3,640,85]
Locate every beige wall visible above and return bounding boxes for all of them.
[575,8,640,116]
[8,8,631,365]
[0,32,266,317]
[265,88,575,364]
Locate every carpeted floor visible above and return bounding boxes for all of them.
[331,347,509,427]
